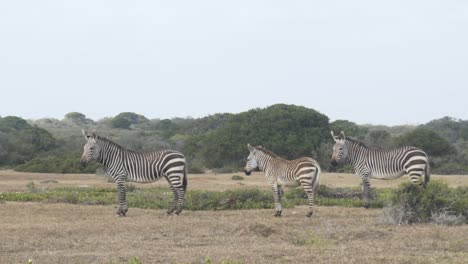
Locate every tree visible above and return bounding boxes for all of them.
[394,127,456,157]
[0,116,57,166]
[187,104,330,168]
[330,120,368,140]
[365,130,392,148]
[111,112,149,129]
[64,112,94,126]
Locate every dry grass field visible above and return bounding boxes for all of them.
[1,170,467,192]
[0,171,467,263]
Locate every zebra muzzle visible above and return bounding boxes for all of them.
[244,170,252,176]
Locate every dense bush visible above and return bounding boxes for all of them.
[379,181,468,225]
[0,116,57,166]
[394,127,456,156]
[111,112,149,129]
[15,153,100,174]
[187,104,330,168]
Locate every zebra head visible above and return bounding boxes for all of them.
[331,131,349,166]
[80,129,101,166]
[244,143,259,176]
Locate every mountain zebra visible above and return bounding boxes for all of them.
[244,144,321,218]
[80,130,187,216]
[331,131,430,208]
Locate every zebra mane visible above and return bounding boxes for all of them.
[345,137,369,148]
[254,146,281,158]
[96,136,126,150]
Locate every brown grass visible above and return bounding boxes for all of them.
[1,203,467,264]
[1,171,467,263]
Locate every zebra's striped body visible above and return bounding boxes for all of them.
[80,130,187,216]
[331,131,430,208]
[244,144,320,218]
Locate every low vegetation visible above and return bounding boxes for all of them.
[379,180,468,225]
[0,184,391,211]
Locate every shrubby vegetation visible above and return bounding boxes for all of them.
[0,116,56,166]
[1,106,468,174]
[0,184,390,210]
[379,181,468,225]
[15,153,99,174]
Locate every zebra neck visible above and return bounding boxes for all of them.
[98,140,124,171]
[257,153,274,171]
[346,140,368,166]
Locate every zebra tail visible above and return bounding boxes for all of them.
[182,163,188,192]
[424,161,430,187]
[313,164,321,193]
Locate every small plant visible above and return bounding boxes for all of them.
[231,175,244,181]
[26,182,38,193]
[127,257,142,264]
[291,232,331,248]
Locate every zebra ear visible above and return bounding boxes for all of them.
[340,131,346,140]
[247,143,254,151]
[82,129,89,140]
[331,131,337,142]
[91,129,97,139]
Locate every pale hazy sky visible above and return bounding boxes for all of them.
[1,1,467,125]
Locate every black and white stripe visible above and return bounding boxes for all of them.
[244,144,320,218]
[80,130,187,216]
[331,131,430,208]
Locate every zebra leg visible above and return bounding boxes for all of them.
[174,187,185,215]
[277,186,283,202]
[300,180,315,218]
[115,178,128,216]
[271,184,282,217]
[166,173,185,215]
[166,184,177,215]
[360,173,371,209]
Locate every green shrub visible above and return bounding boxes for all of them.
[0,185,394,211]
[231,175,244,181]
[15,153,100,174]
[379,181,468,225]
[188,162,205,174]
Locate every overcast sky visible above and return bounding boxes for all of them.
[0,1,467,125]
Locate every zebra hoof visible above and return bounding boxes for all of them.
[362,204,370,209]
[116,207,128,216]
[306,212,313,218]
[274,211,282,217]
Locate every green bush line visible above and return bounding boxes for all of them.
[380,181,468,224]
[0,185,392,210]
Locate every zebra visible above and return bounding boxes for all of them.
[80,130,188,216]
[330,131,430,208]
[244,144,321,218]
